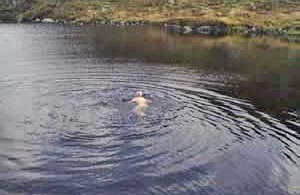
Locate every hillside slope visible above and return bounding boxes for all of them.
[1,0,299,38]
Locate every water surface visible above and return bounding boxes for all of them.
[0,24,299,195]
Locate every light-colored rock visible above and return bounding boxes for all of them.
[120,21,126,26]
[183,26,193,34]
[41,18,55,23]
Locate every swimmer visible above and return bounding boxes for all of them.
[129,91,151,116]
[129,91,152,106]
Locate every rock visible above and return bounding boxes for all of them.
[183,26,193,34]
[243,26,265,36]
[194,26,213,35]
[284,33,300,42]
[265,28,284,36]
[17,16,24,23]
[55,19,63,24]
[165,24,183,34]
[250,26,261,35]
[113,21,120,26]
[193,25,227,36]
[120,21,126,26]
[165,24,227,35]
[34,18,41,23]
[61,20,68,24]
[139,21,146,25]
[41,18,55,23]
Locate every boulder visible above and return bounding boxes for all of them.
[41,18,55,23]
[194,25,227,36]
[120,21,126,26]
[34,18,41,23]
[194,26,213,35]
[183,26,193,34]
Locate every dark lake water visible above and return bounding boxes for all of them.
[0,24,299,195]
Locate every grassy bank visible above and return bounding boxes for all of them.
[2,0,300,39]
[0,2,17,22]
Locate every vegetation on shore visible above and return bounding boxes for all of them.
[1,0,299,39]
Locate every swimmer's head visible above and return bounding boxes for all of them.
[135,91,143,97]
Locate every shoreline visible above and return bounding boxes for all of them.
[1,0,299,42]
[1,18,299,43]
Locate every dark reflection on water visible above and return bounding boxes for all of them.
[0,24,299,195]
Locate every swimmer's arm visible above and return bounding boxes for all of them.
[128,98,136,103]
[146,99,152,103]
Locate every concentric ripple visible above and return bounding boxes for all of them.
[0,24,299,195]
